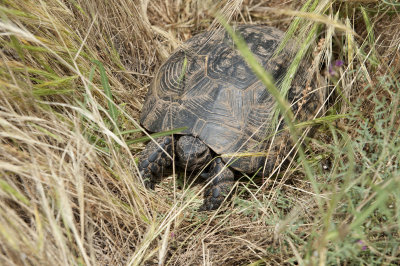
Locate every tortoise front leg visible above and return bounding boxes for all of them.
[199,158,234,211]
[138,136,174,189]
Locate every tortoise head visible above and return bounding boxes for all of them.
[176,135,212,172]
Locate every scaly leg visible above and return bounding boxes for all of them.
[199,158,234,211]
[138,136,174,189]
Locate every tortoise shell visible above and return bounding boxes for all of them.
[140,25,319,174]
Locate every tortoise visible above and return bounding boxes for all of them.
[138,25,323,211]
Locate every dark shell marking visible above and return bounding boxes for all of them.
[139,25,324,210]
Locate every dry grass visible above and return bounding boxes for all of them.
[1,0,400,265]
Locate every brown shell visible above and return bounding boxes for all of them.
[140,25,321,174]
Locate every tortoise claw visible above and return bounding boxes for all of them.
[138,136,174,188]
[199,158,234,211]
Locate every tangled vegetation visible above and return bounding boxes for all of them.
[0,0,399,265]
